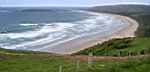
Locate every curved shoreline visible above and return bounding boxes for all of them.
[35,12,139,55]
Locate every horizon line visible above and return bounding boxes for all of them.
[0,2,149,7]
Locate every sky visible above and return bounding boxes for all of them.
[0,0,150,7]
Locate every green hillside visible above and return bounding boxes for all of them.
[77,37,150,56]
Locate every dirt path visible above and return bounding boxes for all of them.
[63,55,149,61]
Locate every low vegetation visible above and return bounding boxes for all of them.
[132,14,150,37]
[77,37,150,56]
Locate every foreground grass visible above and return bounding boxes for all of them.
[77,37,150,56]
[0,48,150,72]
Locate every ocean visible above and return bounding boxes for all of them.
[0,7,126,51]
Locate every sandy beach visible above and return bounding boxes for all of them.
[37,13,139,55]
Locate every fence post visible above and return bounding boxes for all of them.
[76,60,80,72]
[59,65,63,72]
[88,52,93,68]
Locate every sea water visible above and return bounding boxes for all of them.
[0,7,126,51]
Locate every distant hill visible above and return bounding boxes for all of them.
[89,4,150,15]
[20,9,54,12]
[0,7,86,12]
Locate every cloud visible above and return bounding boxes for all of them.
[0,0,149,7]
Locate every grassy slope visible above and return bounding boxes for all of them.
[0,48,150,72]
[77,37,150,56]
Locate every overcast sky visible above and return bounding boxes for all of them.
[0,0,150,7]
